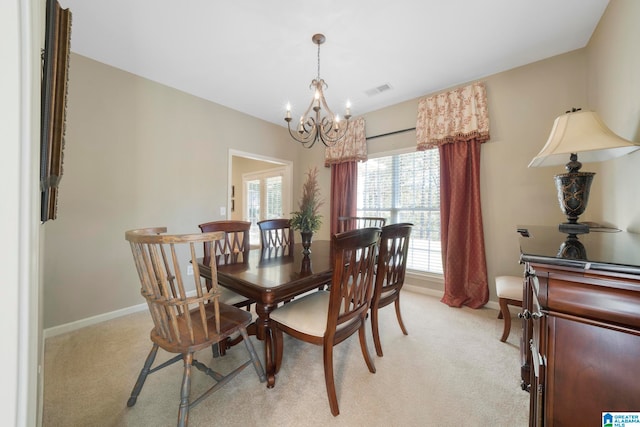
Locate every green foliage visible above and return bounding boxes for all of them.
[290,167,323,233]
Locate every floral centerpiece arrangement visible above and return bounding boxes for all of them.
[290,167,323,253]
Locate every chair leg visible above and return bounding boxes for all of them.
[177,353,193,427]
[274,328,284,374]
[499,298,511,342]
[214,321,257,358]
[127,343,159,407]
[211,342,221,358]
[246,322,257,336]
[323,343,340,416]
[394,297,408,336]
[371,304,383,357]
[240,328,266,383]
[358,325,376,374]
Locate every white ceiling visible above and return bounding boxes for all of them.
[58,0,609,128]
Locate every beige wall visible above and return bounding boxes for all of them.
[43,54,296,329]
[587,0,640,231]
[43,0,640,330]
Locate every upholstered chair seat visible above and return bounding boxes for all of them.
[495,275,523,342]
[270,290,352,336]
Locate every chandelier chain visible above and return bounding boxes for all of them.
[317,41,321,81]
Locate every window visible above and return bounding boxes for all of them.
[357,149,442,274]
[244,167,289,244]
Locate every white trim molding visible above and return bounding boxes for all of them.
[43,302,148,339]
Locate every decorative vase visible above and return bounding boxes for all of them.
[300,230,313,254]
[300,254,312,275]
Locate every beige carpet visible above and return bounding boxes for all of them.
[42,291,529,426]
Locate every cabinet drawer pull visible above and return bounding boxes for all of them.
[518,309,531,319]
[531,311,543,320]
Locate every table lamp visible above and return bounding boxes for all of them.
[529,109,640,234]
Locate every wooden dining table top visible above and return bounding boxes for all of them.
[197,240,333,305]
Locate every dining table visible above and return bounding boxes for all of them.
[197,240,333,387]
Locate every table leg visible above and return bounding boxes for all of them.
[265,328,276,388]
[255,304,277,388]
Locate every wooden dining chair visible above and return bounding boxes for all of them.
[371,223,413,357]
[198,220,251,266]
[270,227,381,416]
[337,216,386,233]
[198,220,255,355]
[197,220,252,308]
[257,218,294,256]
[125,227,265,427]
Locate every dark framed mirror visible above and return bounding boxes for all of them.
[40,0,71,222]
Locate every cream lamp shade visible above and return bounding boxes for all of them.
[529,109,640,234]
[529,110,640,168]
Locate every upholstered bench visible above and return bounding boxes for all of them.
[496,275,523,342]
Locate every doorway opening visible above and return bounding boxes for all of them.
[228,150,293,246]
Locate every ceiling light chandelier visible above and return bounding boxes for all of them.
[285,33,351,148]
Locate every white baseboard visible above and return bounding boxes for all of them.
[403,283,443,298]
[403,284,500,312]
[484,300,499,311]
[43,301,148,339]
[44,288,209,339]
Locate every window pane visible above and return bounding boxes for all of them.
[358,157,393,210]
[246,180,261,244]
[244,171,285,245]
[357,149,443,274]
[265,176,283,219]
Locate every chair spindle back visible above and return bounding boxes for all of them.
[329,227,381,331]
[376,223,412,293]
[126,227,225,349]
[257,218,294,256]
[198,221,251,267]
[337,216,386,233]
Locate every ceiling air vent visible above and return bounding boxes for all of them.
[365,83,392,97]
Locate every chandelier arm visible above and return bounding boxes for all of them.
[315,82,338,120]
[298,83,320,123]
[318,119,350,146]
[319,116,335,136]
[318,131,342,147]
[315,80,351,145]
[287,113,348,148]
[286,120,318,148]
[302,115,317,136]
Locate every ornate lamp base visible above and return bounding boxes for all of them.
[557,234,588,260]
[554,170,594,235]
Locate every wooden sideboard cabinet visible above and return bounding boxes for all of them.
[518,226,640,427]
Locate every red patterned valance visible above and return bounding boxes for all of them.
[324,117,367,166]
[416,82,490,150]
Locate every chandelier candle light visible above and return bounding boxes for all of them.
[285,33,351,148]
